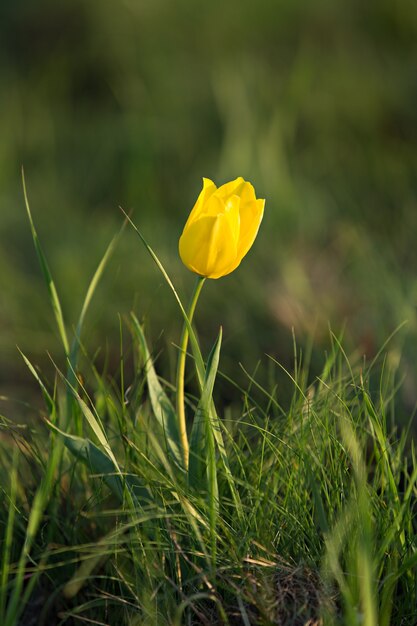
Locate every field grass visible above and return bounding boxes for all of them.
[0,195,416,626]
[1,2,416,623]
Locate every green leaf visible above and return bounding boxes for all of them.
[130,313,184,469]
[189,327,222,490]
[45,420,150,505]
[189,328,222,567]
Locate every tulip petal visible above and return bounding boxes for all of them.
[215,177,246,200]
[184,178,217,226]
[179,211,238,279]
[200,193,226,218]
[202,193,241,241]
[222,198,264,275]
[217,179,261,260]
[223,194,241,248]
[237,197,265,259]
[237,180,257,207]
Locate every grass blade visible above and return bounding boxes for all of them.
[17,348,54,415]
[22,168,69,355]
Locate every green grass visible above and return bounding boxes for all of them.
[1,0,416,398]
[0,198,416,625]
[1,3,416,622]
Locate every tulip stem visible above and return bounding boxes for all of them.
[176,275,206,470]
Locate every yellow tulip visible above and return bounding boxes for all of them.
[179,177,265,279]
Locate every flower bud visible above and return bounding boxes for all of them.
[179,177,265,279]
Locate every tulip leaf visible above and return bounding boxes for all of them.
[189,328,222,566]
[45,419,150,506]
[130,313,184,470]
[191,352,245,524]
[189,327,221,490]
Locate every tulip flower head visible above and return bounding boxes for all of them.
[179,177,265,279]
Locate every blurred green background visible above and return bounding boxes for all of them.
[1,0,416,411]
